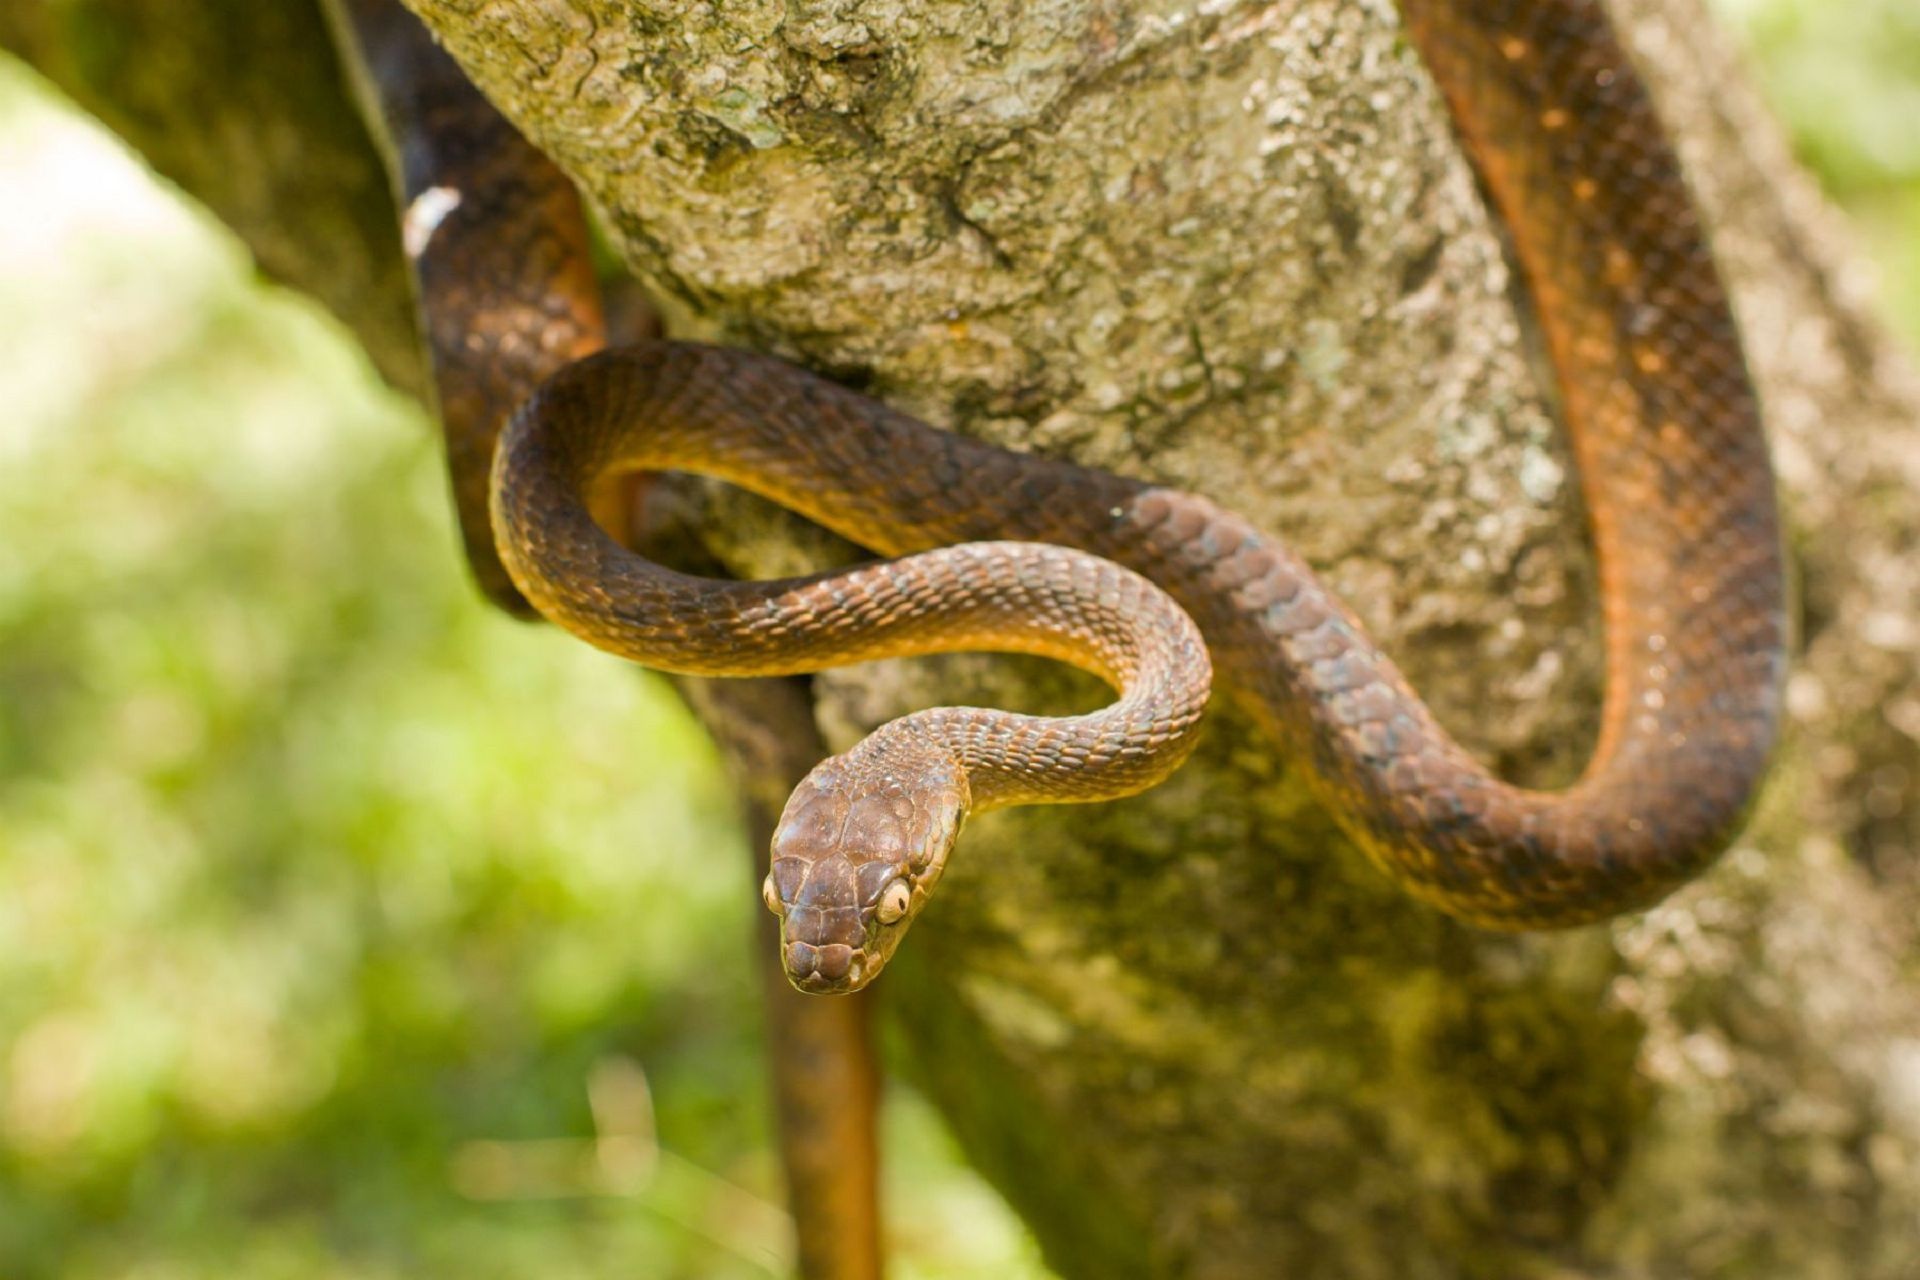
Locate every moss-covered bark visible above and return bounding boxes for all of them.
[11,0,1919,1273]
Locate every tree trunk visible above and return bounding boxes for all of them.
[9,0,1918,1274]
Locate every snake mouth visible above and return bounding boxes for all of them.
[784,940,866,993]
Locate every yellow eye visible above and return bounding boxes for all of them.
[762,874,782,916]
[877,880,912,924]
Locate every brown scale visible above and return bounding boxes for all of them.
[489,0,1784,956]
[336,0,1786,1274]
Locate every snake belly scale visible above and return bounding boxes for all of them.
[480,0,1788,994]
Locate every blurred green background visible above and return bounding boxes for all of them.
[0,2,1914,1276]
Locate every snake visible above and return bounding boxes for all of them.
[363,0,1791,1001]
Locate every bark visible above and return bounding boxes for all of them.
[9,0,1919,1274]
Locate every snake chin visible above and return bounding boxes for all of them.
[763,726,969,994]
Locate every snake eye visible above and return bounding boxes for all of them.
[762,874,782,916]
[876,880,912,925]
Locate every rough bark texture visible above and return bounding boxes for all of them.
[10,0,1918,1274]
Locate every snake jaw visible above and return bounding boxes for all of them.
[766,728,970,994]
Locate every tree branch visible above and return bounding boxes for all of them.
[0,0,425,396]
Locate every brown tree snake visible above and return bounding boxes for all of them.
[332,0,1786,1273]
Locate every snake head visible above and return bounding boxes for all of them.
[762,731,969,994]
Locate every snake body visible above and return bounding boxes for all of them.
[334,2,1784,1273]
[493,354,1215,989]
[492,0,1786,993]
[352,0,1788,999]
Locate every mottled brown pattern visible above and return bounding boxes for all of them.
[491,357,1215,988]
[491,0,1784,970]
[341,0,1790,1268]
